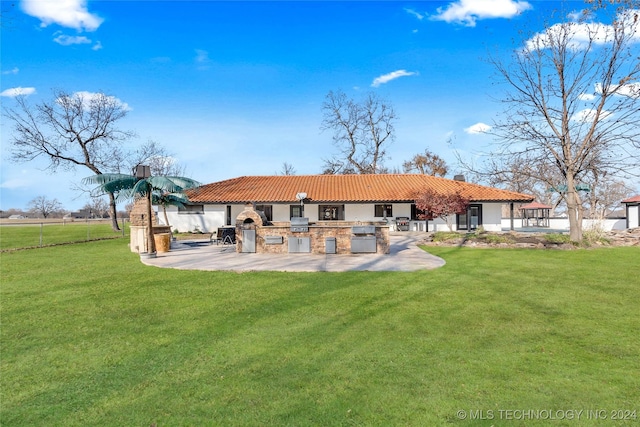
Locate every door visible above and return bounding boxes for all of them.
[242,229,256,253]
[457,204,482,230]
[469,205,481,230]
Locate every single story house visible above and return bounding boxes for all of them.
[622,195,640,229]
[163,174,534,233]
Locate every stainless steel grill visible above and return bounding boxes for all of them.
[290,217,309,232]
[395,217,410,231]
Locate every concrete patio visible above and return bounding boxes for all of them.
[140,232,445,272]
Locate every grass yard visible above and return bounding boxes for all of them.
[1,240,639,426]
[0,221,127,251]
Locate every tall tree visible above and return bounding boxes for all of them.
[320,90,396,174]
[84,173,200,256]
[486,7,640,241]
[4,90,136,231]
[27,196,63,219]
[403,149,449,176]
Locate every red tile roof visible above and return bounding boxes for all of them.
[187,174,533,204]
[622,195,640,203]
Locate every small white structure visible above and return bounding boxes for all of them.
[623,195,640,229]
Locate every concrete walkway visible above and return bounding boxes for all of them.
[140,232,445,272]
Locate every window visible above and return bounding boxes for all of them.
[255,204,273,221]
[374,204,393,218]
[319,205,344,221]
[290,205,303,218]
[226,205,231,226]
[178,204,204,214]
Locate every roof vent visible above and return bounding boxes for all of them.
[453,174,466,182]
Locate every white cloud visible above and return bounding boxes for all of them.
[464,122,492,134]
[405,8,424,20]
[92,41,103,51]
[371,70,417,87]
[571,108,613,122]
[578,93,596,101]
[0,87,37,97]
[431,0,532,27]
[195,49,210,63]
[21,0,103,31]
[0,178,31,190]
[526,9,640,51]
[2,67,19,75]
[58,91,132,111]
[53,34,92,46]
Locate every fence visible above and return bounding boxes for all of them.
[0,219,129,251]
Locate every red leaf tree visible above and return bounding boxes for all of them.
[414,188,470,231]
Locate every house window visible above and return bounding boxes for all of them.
[255,204,273,221]
[290,205,303,218]
[411,204,430,220]
[226,205,231,226]
[374,204,393,218]
[319,205,344,221]
[178,204,204,214]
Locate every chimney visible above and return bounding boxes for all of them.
[453,174,466,182]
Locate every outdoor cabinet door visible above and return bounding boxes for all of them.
[242,229,256,253]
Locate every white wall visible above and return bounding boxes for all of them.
[500,217,627,231]
[164,201,511,232]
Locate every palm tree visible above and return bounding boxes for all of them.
[83,172,200,256]
[153,191,190,229]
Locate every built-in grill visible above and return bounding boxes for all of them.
[350,225,377,253]
[395,217,410,231]
[290,217,309,232]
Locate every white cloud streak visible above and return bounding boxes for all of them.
[431,0,532,27]
[464,122,492,134]
[371,70,417,87]
[2,67,20,75]
[21,0,103,31]
[53,34,92,46]
[525,9,640,51]
[57,91,132,111]
[405,8,424,20]
[0,87,37,97]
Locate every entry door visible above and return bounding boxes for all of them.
[469,205,481,230]
[457,204,482,230]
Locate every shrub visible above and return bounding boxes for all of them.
[432,231,462,242]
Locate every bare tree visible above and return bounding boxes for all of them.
[403,149,449,176]
[484,8,640,241]
[4,90,136,231]
[28,196,63,219]
[320,90,396,174]
[84,197,110,219]
[278,162,297,176]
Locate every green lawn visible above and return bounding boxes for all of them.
[1,240,639,426]
[0,221,127,250]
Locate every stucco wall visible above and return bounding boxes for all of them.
[165,202,511,233]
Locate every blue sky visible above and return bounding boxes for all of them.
[0,0,620,211]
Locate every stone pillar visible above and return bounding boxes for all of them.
[129,197,159,253]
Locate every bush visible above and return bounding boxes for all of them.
[432,231,462,242]
[544,233,571,244]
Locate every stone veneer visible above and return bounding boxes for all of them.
[234,205,390,255]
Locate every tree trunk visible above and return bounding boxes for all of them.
[108,192,121,231]
[566,174,583,242]
[146,186,157,254]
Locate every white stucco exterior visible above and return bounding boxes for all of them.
[162,201,512,233]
